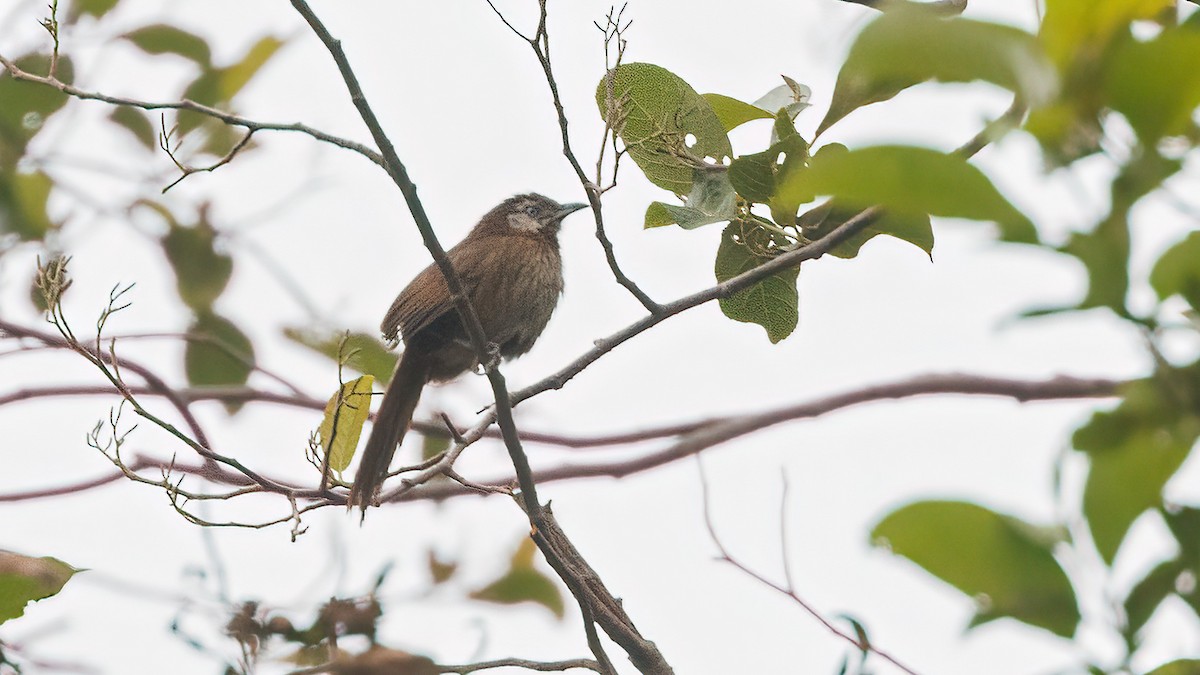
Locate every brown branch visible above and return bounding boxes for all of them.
[698,459,921,674]
[436,657,601,673]
[0,54,385,168]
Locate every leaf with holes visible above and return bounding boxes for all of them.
[714,222,799,343]
[596,63,732,195]
[319,375,375,474]
[872,500,1078,637]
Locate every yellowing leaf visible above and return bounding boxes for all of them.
[702,93,772,132]
[0,551,80,625]
[319,375,375,474]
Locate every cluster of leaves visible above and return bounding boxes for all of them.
[601,0,1200,672]
[1,3,285,407]
[597,5,1047,343]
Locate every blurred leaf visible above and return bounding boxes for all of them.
[470,539,564,619]
[819,5,1055,137]
[284,328,399,385]
[218,36,284,101]
[108,106,157,149]
[0,551,79,625]
[1151,232,1200,312]
[644,168,736,230]
[714,221,799,343]
[69,0,120,19]
[427,550,457,585]
[1029,0,1175,162]
[702,93,772,133]
[1164,506,1200,563]
[185,311,255,413]
[1059,151,1180,315]
[1145,660,1200,675]
[315,647,438,675]
[799,202,934,259]
[421,433,450,462]
[871,500,1079,637]
[596,63,732,195]
[161,216,232,312]
[318,375,375,474]
[777,144,1036,243]
[0,54,74,156]
[0,169,56,240]
[1074,364,1200,564]
[1107,27,1200,143]
[1124,558,1185,639]
[122,24,212,66]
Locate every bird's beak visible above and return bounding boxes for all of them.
[554,202,589,221]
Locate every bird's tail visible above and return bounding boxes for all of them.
[349,350,429,516]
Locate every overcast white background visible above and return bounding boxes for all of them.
[2,0,1199,673]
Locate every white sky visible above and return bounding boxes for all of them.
[2,0,1199,673]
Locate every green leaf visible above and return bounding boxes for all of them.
[421,433,450,462]
[185,311,255,413]
[1123,558,1185,639]
[175,36,283,138]
[0,54,74,155]
[819,5,1056,137]
[871,500,1079,638]
[1145,659,1200,675]
[122,25,212,66]
[1164,506,1200,563]
[318,375,375,474]
[1107,27,1200,143]
[643,168,736,230]
[1151,232,1200,312]
[1074,366,1200,564]
[728,133,810,205]
[161,217,232,312]
[108,106,157,149]
[0,169,56,240]
[777,144,1036,243]
[714,222,799,343]
[799,202,934,260]
[702,93,772,133]
[0,551,79,625]
[284,328,399,385]
[69,0,120,19]
[469,539,564,619]
[596,63,732,195]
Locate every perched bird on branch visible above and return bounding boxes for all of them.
[348,194,587,515]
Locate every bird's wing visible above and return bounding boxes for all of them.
[380,242,490,343]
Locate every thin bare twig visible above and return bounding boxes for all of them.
[436,657,601,673]
[0,55,385,167]
[697,458,921,675]
[487,0,661,313]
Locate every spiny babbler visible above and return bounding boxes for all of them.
[348,194,587,514]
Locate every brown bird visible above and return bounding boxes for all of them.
[349,194,587,514]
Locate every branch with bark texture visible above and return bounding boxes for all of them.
[0,371,1121,504]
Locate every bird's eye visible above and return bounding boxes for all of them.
[524,204,541,217]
